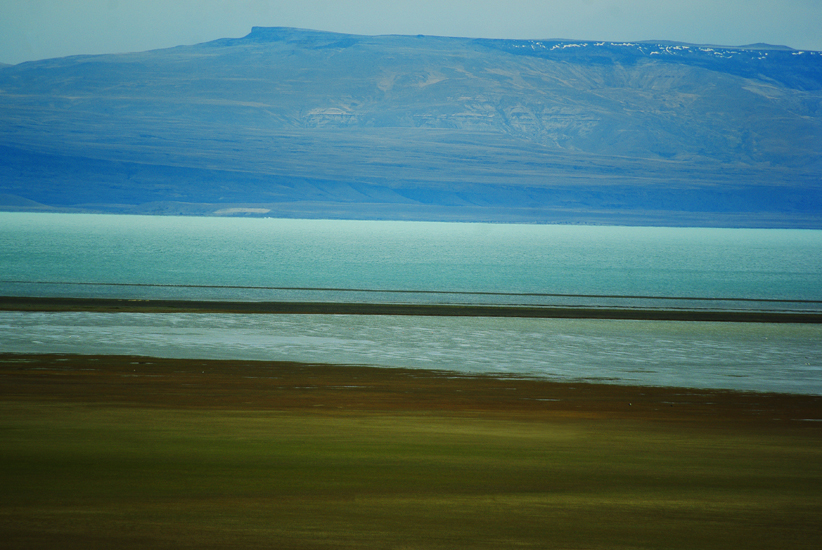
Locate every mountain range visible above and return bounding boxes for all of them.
[1,27,821,227]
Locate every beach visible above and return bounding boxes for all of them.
[2,352,821,549]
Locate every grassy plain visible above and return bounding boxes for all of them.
[2,353,822,549]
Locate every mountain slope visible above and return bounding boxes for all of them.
[1,27,820,226]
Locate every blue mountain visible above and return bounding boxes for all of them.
[1,27,820,227]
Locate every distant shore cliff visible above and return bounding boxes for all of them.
[1,28,820,227]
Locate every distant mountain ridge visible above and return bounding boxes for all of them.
[1,27,820,227]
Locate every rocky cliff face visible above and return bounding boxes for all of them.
[1,27,820,226]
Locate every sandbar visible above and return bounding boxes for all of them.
[3,295,822,322]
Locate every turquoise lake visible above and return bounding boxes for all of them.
[1,212,821,393]
[2,212,822,307]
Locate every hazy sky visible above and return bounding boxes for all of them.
[2,0,821,65]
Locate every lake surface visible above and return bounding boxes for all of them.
[3,213,822,307]
[1,212,821,393]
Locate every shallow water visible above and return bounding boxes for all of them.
[2,312,820,394]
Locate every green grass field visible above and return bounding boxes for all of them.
[2,354,821,549]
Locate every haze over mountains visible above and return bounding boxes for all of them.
[1,27,821,227]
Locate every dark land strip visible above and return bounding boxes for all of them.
[2,295,822,323]
[5,279,821,304]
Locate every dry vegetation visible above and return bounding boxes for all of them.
[2,353,821,549]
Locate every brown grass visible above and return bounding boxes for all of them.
[2,353,821,549]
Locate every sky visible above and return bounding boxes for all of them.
[2,0,821,65]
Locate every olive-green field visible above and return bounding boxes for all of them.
[2,354,821,549]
